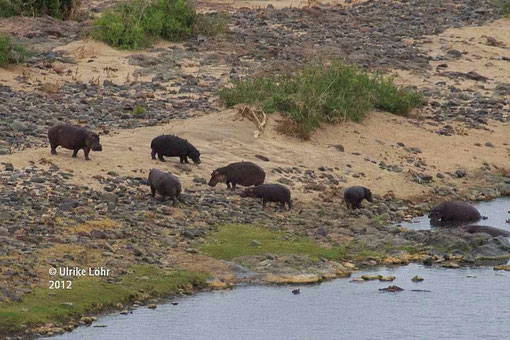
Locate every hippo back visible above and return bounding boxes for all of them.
[430,201,480,222]
[221,162,265,186]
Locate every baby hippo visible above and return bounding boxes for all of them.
[428,201,480,224]
[241,184,292,210]
[151,135,201,164]
[344,186,373,210]
[48,124,102,160]
[147,168,181,205]
[208,161,265,190]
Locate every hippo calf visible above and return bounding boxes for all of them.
[428,201,480,224]
[208,161,265,190]
[48,124,102,160]
[344,186,373,209]
[241,184,292,210]
[461,225,510,238]
[147,168,181,205]
[151,135,200,164]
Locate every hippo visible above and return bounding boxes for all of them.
[208,161,265,190]
[460,225,510,238]
[344,186,373,210]
[428,201,480,225]
[48,124,102,160]
[150,135,201,164]
[147,168,181,205]
[241,184,292,210]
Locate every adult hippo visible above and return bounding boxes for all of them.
[428,201,480,226]
[460,225,510,238]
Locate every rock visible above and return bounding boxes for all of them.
[10,120,28,132]
[379,275,396,282]
[251,240,261,247]
[147,304,157,309]
[493,265,510,271]
[455,169,466,178]
[442,262,460,269]
[264,274,320,284]
[361,274,381,281]
[255,154,270,162]
[484,142,494,148]
[411,275,424,282]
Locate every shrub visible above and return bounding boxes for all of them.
[92,0,226,49]
[219,60,424,139]
[0,34,28,67]
[0,0,79,19]
[498,0,510,16]
[132,105,147,116]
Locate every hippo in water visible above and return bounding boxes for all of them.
[344,186,373,210]
[428,201,480,225]
[150,135,201,164]
[48,124,102,160]
[147,168,181,205]
[460,225,510,238]
[241,184,292,210]
[208,161,265,190]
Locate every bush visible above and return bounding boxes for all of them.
[219,60,424,139]
[0,34,28,67]
[92,0,226,49]
[0,0,79,19]
[498,0,510,16]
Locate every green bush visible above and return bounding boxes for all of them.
[0,0,79,19]
[498,0,510,15]
[92,0,226,49]
[0,34,28,67]
[219,60,424,139]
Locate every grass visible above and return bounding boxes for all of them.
[132,105,147,117]
[0,0,79,19]
[91,0,227,49]
[0,33,28,67]
[200,224,346,261]
[219,60,424,139]
[498,0,510,15]
[0,265,207,336]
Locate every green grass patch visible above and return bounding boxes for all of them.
[200,224,346,261]
[0,0,79,19]
[0,265,207,336]
[497,0,510,15]
[132,105,147,117]
[91,0,227,49]
[0,34,28,68]
[219,60,424,139]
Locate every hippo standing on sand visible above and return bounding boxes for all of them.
[241,184,292,210]
[150,135,201,164]
[344,186,373,209]
[460,225,510,238]
[428,201,480,225]
[147,168,181,205]
[48,124,102,160]
[208,161,265,190]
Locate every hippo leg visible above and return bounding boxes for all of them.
[83,148,91,160]
[262,199,267,209]
[280,202,286,211]
[172,197,178,206]
[150,186,156,197]
[151,149,157,160]
[157,152,165,162]
[72,149,79,158]
[226,181,231,189]
[231,182,237,190]
[287,200,292,210]
[183,156,189,164]
[179,156,185,163]
[50,143,58,155]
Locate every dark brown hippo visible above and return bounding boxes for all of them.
[344,186,373,210]
[241,184,292,210]
[428,201,480,225]
[460,225,510,238]
[208,161,265,190]
[150,135,200,164]
[147,168,181,205]
[48,124,102,160]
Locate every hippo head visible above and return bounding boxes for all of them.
[364,188,373,202]
[240,188,255,198]
[428,206,441,223]
[208,170,227,187]
[87,131,102,152]
[189,149,201,164]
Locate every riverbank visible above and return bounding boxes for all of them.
[1,0,509,338]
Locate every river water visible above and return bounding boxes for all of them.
[399,197,510,231]
[55,263,510,340]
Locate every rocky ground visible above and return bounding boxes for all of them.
[1,0,510,337]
